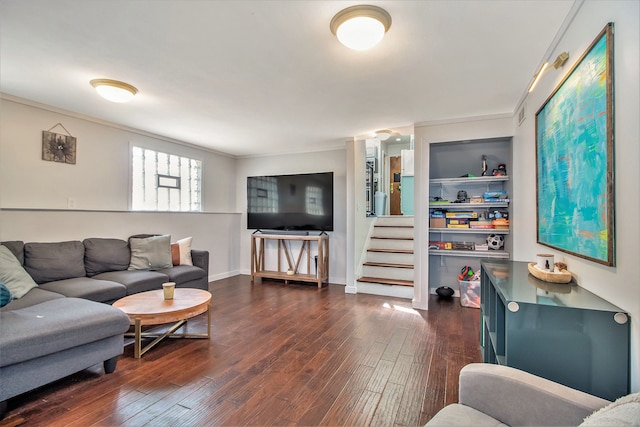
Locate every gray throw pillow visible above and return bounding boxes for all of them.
[84,238,131,276]
[128,235,172,270]
[24,241,86,284]
[0,246,38,298]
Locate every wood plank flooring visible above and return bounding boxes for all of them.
[1,275,481,426]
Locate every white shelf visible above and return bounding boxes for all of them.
[430,176,509,185]
[429,249,509,259]
[429,202,509,209]
[429,228,509,234]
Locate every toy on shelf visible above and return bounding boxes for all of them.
[486,234,504,250]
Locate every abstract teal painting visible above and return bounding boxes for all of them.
[536,23,614,266]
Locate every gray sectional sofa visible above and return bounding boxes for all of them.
[0,236,210,418]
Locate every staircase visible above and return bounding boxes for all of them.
[357,216,414,299]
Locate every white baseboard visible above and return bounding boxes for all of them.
[208,270,241,282]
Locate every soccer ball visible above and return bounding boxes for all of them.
[486,234,504,250]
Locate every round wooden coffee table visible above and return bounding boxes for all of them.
[113,288,212,358]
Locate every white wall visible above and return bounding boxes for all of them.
[512,0,640,391]
[0,97,236,211]
[0,97,241,280]
[235,149,347,284]
[345,139,374,293]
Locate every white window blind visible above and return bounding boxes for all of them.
[131,146,202,211]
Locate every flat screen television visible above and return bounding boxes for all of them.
[247,172,334,232]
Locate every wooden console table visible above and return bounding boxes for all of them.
[251,233,329,288]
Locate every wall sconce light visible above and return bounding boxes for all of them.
[528,52,570,93]
[330,5,392,51]
[90,79,138,103]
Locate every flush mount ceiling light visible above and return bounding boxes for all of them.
[330,5,392,51]
[90,79,138,103]
[374,129,398,141]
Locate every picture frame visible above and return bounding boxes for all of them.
[535,23,614,266]
[42,130,77,164]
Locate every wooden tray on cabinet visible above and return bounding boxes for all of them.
[527,262,572,284]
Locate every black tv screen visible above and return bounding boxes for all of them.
[247,172,334,231]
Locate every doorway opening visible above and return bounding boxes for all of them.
[366,134,414,217]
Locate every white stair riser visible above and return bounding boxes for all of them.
[357,283,413,299]
[372,227,414,239]
[366,252,413,265]
[375,216,414,227]
[369,238,414,251]
[361,266,414,281]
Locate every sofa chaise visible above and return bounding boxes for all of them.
[0,235,210,418]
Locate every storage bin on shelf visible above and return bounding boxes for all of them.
[459,279,481,308]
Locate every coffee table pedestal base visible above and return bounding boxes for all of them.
[126,305,211,358]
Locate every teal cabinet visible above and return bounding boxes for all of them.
[480,260,629,401]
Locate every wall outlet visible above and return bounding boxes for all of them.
[67,197,76,209]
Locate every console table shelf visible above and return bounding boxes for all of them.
[251,233,329,288]
[480,260,630,401]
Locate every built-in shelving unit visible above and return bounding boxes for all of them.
[427,138,512,293]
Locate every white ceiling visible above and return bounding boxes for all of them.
[0,0,575,157]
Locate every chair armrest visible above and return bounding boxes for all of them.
[458,364,609,426]
[190,250,209,277]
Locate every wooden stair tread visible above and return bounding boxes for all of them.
[357,277,414,287]
[363,262,413,269]
[371,236,414,240]
[367,249,413,254]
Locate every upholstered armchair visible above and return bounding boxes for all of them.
[426,363,638,426]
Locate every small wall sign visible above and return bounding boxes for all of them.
[42,123,76,164]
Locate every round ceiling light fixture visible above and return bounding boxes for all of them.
[374,129,397,141]
[330,5,392,51]
[90,79,138,103]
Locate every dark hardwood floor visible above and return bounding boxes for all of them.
[1,276,481,427]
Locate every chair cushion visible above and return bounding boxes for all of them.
[0,245,38,298]
[39,277,127,303]
[24,241,86,284]
[425,404,507,426]
[93,270,168,295]
[580,393,640,426]
[84,238,130,276]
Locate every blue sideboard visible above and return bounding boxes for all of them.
[480,259,630,401]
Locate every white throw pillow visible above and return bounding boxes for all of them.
[0,245,38,298]
[171,237,193,266]
[581,392,640,426]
